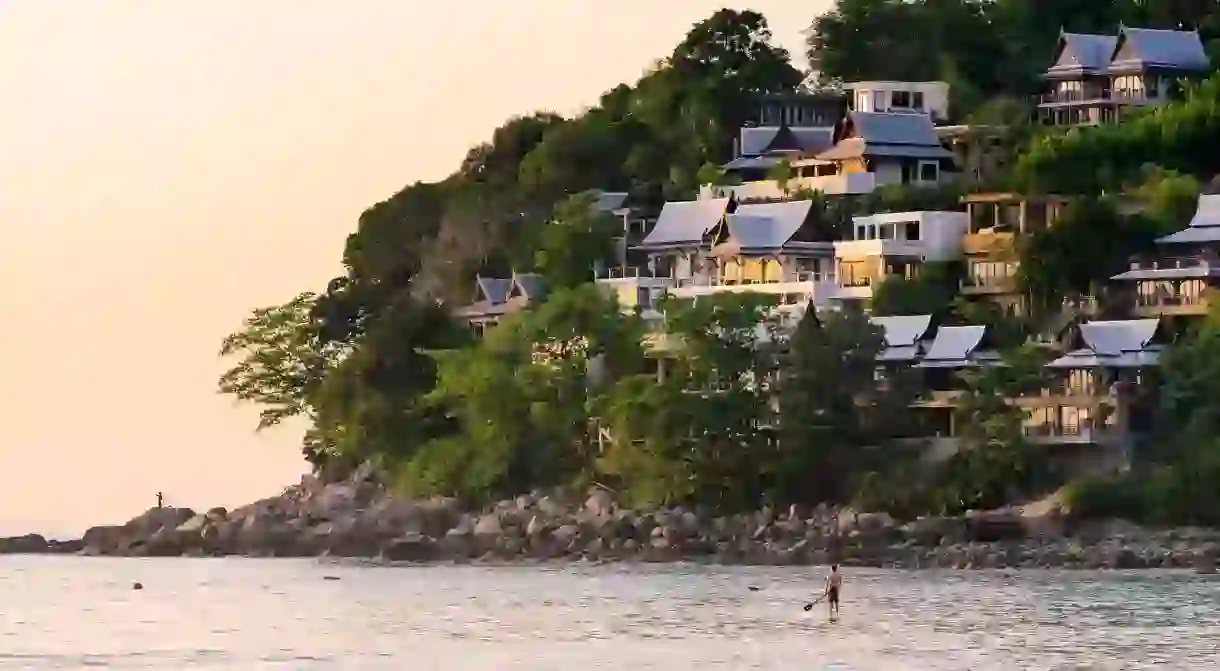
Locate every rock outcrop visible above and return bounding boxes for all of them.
[6,468,1220,572]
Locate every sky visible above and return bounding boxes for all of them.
[0,0,831,538]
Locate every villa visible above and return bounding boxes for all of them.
[453,273,546,338]
[833,210,969,305]
[1036,25,1211,126]
[1111,193,1220,327]
[959,192,1075,316]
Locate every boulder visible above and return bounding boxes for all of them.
[584,489,614,517]
[80,525,127,556]
[966,510,1025,543]
[381,533,437,562]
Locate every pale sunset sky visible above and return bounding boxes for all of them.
[0,1,831,537]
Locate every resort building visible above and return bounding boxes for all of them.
[454,273,546,338]
[802,111,957,190]
[1032,318,1165,471]
[1036,26,1210,127]
[833,210,969,306]
[750,90,848,128]
[959,192,1074,316]
[1111,193,1220,327]
[843,81,951,123]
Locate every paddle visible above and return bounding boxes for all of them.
[802,593,827,611]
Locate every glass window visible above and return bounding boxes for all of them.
[879,223,895,240]
[913,91,925,110]
[919,161,938,182]
[892,90,912,108]
[904,221,920,241]
[866,224,876,239]
[856,224,866,240]
[873,90,886,111]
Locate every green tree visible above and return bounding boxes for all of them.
[773,308,903,505]
[399,285,644,501]
[534,191,621,288]
[871,262,961,317]
[218,292,347,467]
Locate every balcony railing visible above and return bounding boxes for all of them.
[1125,256,1210,272]
[960,274,1017,290]
[1037,89,1152,105]
[1135,292,1206,308]
[673,270,835,289]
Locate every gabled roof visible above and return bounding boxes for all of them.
[636,198,731,250]
[592,191,629,212]
[1046,319,1163,368]
[716,200,815,253]
[513,273,545,302]
[476,276,512,305]
[816,112,953,161]
[1109,26,1210,73]
[916,325,991,368]
[1045,32,1118,78]
[738,126,834,158]
[455,273,545,319]
[1157,193,1220,244]
[872,314,934,362]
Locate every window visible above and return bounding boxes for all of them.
[873,90,886,112]
[879,223,895,240]
[855,224,866,240]
[904,221,921,241]
[1146,75,1160,98]
[913,91,925,110]
[892,90,912,108]
[866,224,876,239]
[855,91,868,111]
[919,161,939,182]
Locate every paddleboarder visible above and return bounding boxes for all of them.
[824,564,842,619]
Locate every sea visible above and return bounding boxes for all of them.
[0,556,1217,670]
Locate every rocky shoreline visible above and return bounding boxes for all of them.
[3,466,1218,573]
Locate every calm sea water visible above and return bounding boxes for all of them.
[0,557,1218,669]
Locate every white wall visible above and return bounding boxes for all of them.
[845,81,951,121]
[842,210,968,261]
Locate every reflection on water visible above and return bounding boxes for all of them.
[1,557,1218,669]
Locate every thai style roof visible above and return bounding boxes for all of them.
[739,126,834,158]
[1045,32,1119,77]
[714,200,817,254]
[916,325,995,368]
[1109,26,1210,73]
[872,314,934,362]
[636,198,731,250]
[1112,195,1220,281]
[816,112,953,162]
[1046,319,1163,369]
[592,191,629,212]
[1044,26,1208,78]
[454,273,545,319]
[1157,194,1220,244]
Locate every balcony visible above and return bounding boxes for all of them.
[1023,421,1119,445]
[959,273,1018,295]
[699,172,876,202]
[669,270,838,303]
[1133,291,1210,317]
[962,230,1015,256]
[833,238,927,261]
[1036,89,1156,106]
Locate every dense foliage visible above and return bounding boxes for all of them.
[218,3,1220,523]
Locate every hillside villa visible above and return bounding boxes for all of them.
[1037,25,1211,126]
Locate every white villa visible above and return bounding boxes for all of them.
[843,80,951,122]
[833,210,969,303]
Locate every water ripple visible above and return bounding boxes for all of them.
[1,557,1219,669]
